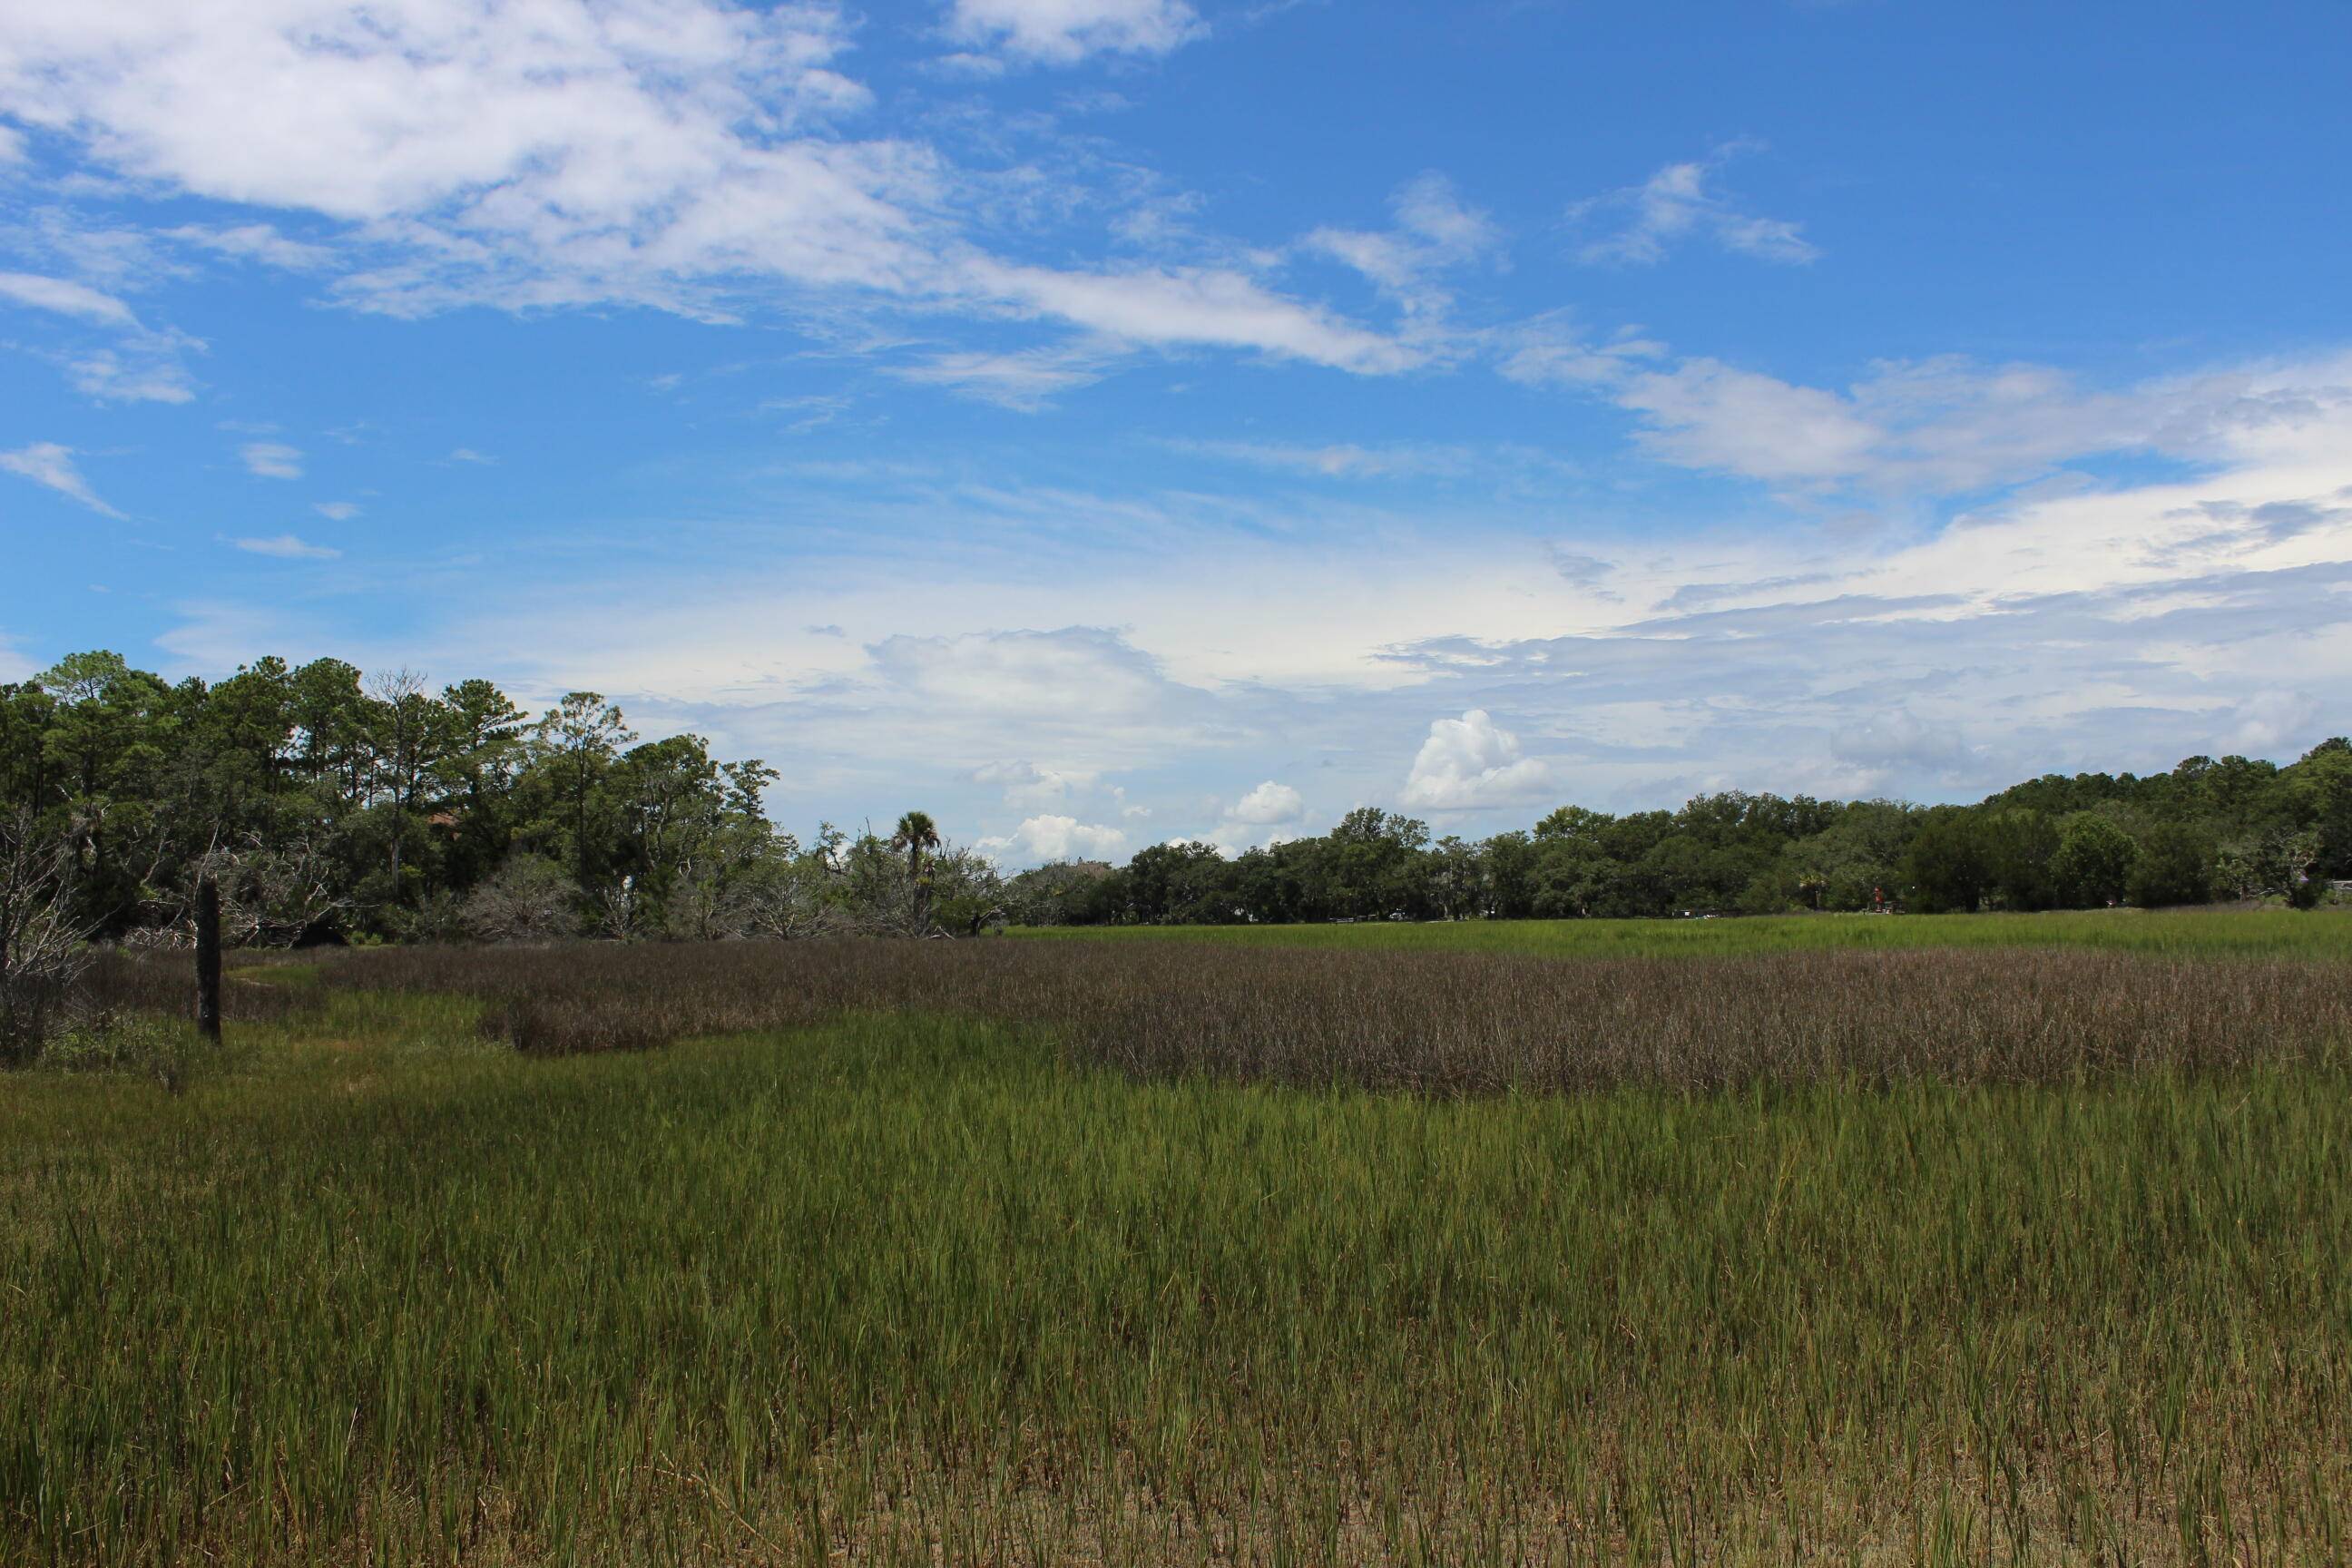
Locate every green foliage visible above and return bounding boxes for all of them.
[2052,814,2141,907]
[2130,820,2218,908]
[0,653,1024,946]
[9,648,2350,942]
[34,1011,204,1088]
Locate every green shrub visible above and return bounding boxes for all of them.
[36,1012,204,1089]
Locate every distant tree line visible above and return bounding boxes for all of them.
[3,650,2347,954]
[1007,753,2352,926]
[0,652,999,955]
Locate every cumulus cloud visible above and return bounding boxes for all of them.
[978,813,1130,863]
[240,441,302,479]
[231,533,339,560]
[313,500,361,521]
[1569,142,1818,267]
[1226,779,1303,825]
[0,441,123,517]
[947,0,1203,64]
[1398,710,1556,810]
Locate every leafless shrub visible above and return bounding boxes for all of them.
[461,856,583,943]
[0,812,93,1063]
[199,833,356,946]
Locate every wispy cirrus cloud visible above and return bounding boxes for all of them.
[1,441,124,517]
[1304,172,1503,323]
[164,222,334,271]
[1612,351,2352,496]
[892,343,1114,408]
[946,0,1204,66]
[240,441,302,479]
[230,533,339,560]
[973,759,1102,808]
[1569,142,1818,267]
[0,270,137,327]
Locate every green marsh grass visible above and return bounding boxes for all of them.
[6,927,2352,1563]
[1016,906,2352,962]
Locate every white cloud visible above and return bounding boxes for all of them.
[230,534,339,560]
[1617,359,1881,485]
[1304,172,1501,320]
[1171,439,1475,480]
[966,260,1418,374]
[893,345,1110,408]
[1494,310,1667,388]
[0,264,204,404]
[446,447,497,465]
[867,626,1180,727]
[61,346,197,403]
[165,222,334,270]
[1612,352,2352,495]
[240,441,303,479]
[1226,779,1302,824]
[0,441,124,517]
[1398,710,1556,810]
[973,759,1101,808]
[0,0,1404,380]
[947,0,1202,64]
[978,813,1130,863]
[1570,143,1818,267]
[0,270,137,327]
[313,500,360,521]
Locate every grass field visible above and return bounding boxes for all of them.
[6,915,2351,1564]
[1016,905,2352,961]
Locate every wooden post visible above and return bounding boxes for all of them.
[195,876,221,1042]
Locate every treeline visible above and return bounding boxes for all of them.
[1007,753,2352,926]
[5,650,2347,946]
[1,651,1000,948]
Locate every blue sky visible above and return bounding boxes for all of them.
[3,0,2350,862]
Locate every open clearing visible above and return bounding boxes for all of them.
[5,913,2350,1564]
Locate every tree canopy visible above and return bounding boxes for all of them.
[5,649,2344,943]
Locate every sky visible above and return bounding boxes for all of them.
[3,0,2350,863]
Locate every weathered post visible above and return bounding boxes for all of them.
[195,876,221,1042]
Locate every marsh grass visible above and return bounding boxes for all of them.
[1017,906,2352,963]
[11,922,2352,1563]
[191,934,2352,1092]
[5,1004,2349,1564]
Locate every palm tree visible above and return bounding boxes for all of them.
[892,811,941,931]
